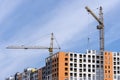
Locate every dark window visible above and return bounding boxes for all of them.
[118,71,120,74]
[83,69,86,72]
[117,58,120,61]
[65,63,68,66]
[70,68,73,71]
[105,66,107,69]
[101,56,103,59]
[83,74,86,77]
[65,68,68,71]
[114,71,116,74]
[79,69,82,72]
[65,53,68,56]
[117,53,119,56]
[74,59,77,62]
[83,55,86,58]
[79,59,82,63]
[70,73,73,76]
[88,55,91,58]
[97,60,99,63]
[74,68,77,72]
[79,74,82,77]
[65,73,68,76]
[83,64,86,67]
[97,56,99,59]
[101,61,103,64]
[105,52,107,55]
[93,69,95,72]
[70,63,73,66]
[70,58,73,61]
[117,62,120,65]
[97,65,99,68]
[88,69,91,72]
[70,54,73,57]
[79,64,82,67]
[117,67,120,70]
[79,54,82,58]
[92,56,95,59]
[88,65,91,68]
[114,58,116,61]
[65,58,68,61]
[92,65,95,68]
[74,73,77,77]
[74,64,77,67]
[114,62,116,65]
[105,70,107,73]
[88,50,91,53]
[108,66,110,69]
[88,60,91,63]
[92,60,95,63]
[83,59,86,62]
[74,54,77,57]
[88,74,91,77]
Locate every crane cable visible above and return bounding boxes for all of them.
[53,35,61,51]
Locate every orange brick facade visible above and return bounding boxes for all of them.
[104,52,113,80]
[58,52,69,80]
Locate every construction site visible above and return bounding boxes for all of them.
[5,5,120,80]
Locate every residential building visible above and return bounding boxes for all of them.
[38,67,46,80]
[43,50,120,80]
[6,76,15,80]
[45,52,69,80]
[6,50,120,80]
[14,72,22,80]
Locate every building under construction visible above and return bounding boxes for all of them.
[6,51,120,80]
[6,6,120,80]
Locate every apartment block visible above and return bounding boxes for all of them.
[15,72,22,80]
[6,76,15,80]
[6,50,120,80]
[69,50,97,80]
[42,50,120,80]
[6,68,38,80]
[43,50,97,80]
[38,67,46,80]
[30,69,38,80]
[45,52,69,80]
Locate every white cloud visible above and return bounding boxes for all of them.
[0,0,23,36]
[0,0,23,21]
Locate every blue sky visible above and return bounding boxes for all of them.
[0,0,120,79]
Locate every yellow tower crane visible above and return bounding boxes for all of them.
[6,33,60,80]
[6,33,61,56]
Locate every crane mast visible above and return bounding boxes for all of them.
[49,33,54,56]
[85,6,104,53]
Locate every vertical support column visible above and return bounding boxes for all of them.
[98,6,104,53]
